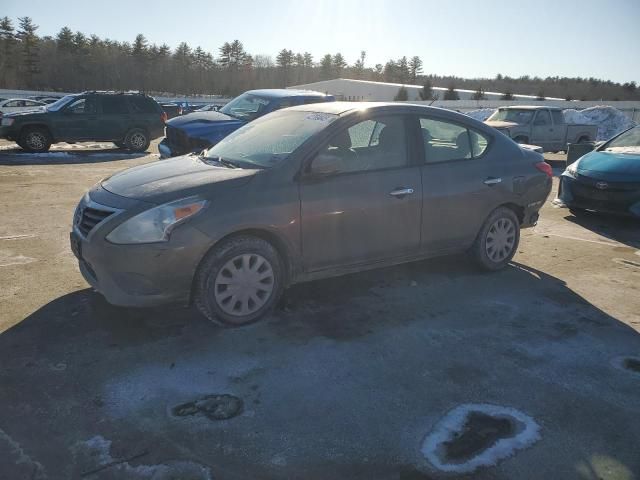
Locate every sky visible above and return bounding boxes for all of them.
[3,0,639,83]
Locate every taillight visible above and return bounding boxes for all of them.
[534,161,553,178]
[161,111,168,123]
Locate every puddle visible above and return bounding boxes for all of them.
[421,404,540,474]
[172,394,243,421]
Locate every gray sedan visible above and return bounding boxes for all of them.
[70,103,552,326]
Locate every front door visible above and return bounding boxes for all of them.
[55,96,100,140]
[300,115,422,271]
[98,95,131,141]
[531,109,553,150]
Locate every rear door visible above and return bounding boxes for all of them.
[300,114,423,271]
[98,96,131,141]
[418,115,505,252]
[550,109,567,149]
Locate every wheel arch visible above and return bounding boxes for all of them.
[188,227,296,305]
[19,123,54,140]
[497,202,525,224]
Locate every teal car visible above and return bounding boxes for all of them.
[556,126,640,217]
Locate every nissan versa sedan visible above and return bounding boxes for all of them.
[70,103,552,326]
[556,125,640,217]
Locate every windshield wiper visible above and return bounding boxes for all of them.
[202,154,240,169]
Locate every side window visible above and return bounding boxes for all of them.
[420,117,472,163]
[311,116,407,175]
[551,110,564,125]
[470,130,490,157]
[129,97,157,114]
[102,96,129,114]
[65,98,96,115]
[5,100,19,107]
[534,110,551,126]
[25,100,41,107]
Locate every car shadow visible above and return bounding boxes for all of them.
[1,257,639,479]
[563,211,640,249]
[0,144,154,165]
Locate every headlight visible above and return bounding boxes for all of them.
[563,161,579,179]
[106,196,208,244]
[1,118,15,126]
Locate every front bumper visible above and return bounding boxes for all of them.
[0,125,18,140]
[555,174,640,218]
[70,189,213,307]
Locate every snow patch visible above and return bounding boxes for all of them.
[421,403,540,474]
[73,435,213,479]
[564,106,636,141]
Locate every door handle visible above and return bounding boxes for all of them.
[484,177,502,186]
[389,187,414,198]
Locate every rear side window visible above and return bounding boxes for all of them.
[470,130,490,157]
[102,96,129,114]
[129,96,158,114]
[420,118,472,163]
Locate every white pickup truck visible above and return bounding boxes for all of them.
[485,106,598,152]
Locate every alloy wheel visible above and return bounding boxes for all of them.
[26,132,46,150]
[129,132,146,149]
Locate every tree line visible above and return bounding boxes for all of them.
[0,16,637,100]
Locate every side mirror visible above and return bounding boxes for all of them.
[309,152,342,176]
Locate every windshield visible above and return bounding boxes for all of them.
[204,109,338,168]
[46,95,76,112]
[220,93,273,120]
[487,109,535,124]
[603,126,640,154]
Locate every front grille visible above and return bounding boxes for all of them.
[570,180,640,213]
[76,204,116,237]
[166,125,190,153]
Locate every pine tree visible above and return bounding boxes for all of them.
[320,54,332,80]
[17,17,40,88]
[0,17,16,87]
[471,86,487,100]
[353,50,366,79]
[443,83,460,100]
[394,85,408,101]
[409,56,422,82]
[536,90,546,101]
[276,48,293,86]
[332,52,347,77]
[419,79,438,101]
[397,56,409,84]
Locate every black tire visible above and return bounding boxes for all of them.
[19,126,52,152]
[194,236,285,327]
[513,136,528,144]
[124,128,150,152]
[471,207,520,271]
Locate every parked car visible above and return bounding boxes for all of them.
[70,102,552,326]
[555,125,640,217]
[194,104,222,112]
[158,89,335,158]
[160,103,183,119]
[0,91,165,152]
[0,98,46,115]
[485,106,597,152]
[28,95,64,103]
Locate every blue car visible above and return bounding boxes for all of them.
[159,89,334,158]
[556,125,640,217]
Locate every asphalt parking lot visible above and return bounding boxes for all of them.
[1,141,639,479]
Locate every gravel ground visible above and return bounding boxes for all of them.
[1,140,639,479]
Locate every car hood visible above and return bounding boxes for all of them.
[101,155,257,202]
[167,110,243,128]
[484,121,519,129]
[1,108,47,117]
[576,150,640,181]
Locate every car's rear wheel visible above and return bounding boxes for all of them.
[124,128,150,152]
[194,236,284,327]
[471,207,520,271]
[19,127,52,153]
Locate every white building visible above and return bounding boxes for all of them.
[288,78,563,102]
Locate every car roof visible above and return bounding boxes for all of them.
[287,101,471,117]
[1,98,45,104]
[499,105,562,111]
[246,89,330,98]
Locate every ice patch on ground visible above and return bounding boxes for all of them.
[73,435,213,479]
[564,106,636,141]
[421,403,540,474]
[464,108,496,122]
[0,427,47,479]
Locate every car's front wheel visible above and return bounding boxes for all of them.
[471,207,520,271]
[124,128,150,152]
[19,127,52,153]
[194,236,284,327]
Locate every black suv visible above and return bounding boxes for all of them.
[0,91,166,152]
